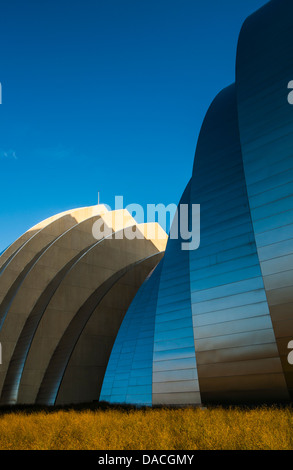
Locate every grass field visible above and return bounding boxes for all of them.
[0,403,292,450]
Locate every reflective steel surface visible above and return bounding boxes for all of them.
[101,0,293,406]
[236,0,293,400]
[189,85,288,404]
[100,262,163,406]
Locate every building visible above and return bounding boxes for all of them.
[1,0,293,407]
[0,206,167,405]
[101,0,293,406]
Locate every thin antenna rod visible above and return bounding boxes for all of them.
[98,191,100,205]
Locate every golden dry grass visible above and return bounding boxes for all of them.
[0,405,292,450]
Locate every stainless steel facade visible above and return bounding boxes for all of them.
[0,207,167,406]
[0,0,292,408]
[189,85,288,404]
[236,0,293,401]
[152,182,200,406]
[100,184,201,406]
[101,0,293,406]
[100,262,163,406]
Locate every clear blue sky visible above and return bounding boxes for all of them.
[0,0,268,252]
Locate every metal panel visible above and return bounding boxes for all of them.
[189,84,288,404]
[95,1,293,407]
[36,254,163,406]
[152,182,201,406]
[236,0,293,399]
[0,244,94,405]
[99,260,163,406]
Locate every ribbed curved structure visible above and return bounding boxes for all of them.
[1,0,292,408]
[101,0,293,406]
[0,206,167,405]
